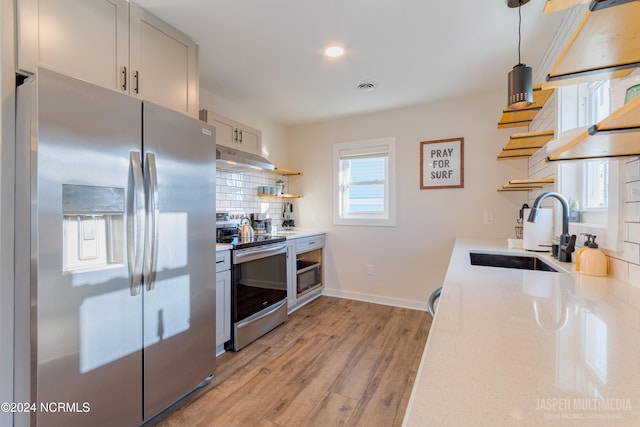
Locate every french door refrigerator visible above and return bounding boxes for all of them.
[14,68,216,426]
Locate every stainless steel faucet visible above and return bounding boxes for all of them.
[527,191,576,262]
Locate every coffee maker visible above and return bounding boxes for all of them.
[249,213,272,234]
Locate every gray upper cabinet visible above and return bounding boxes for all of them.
[17,0,199,118]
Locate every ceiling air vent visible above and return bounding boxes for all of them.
[356,82,376,92]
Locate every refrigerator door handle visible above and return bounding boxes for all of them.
[144,152,159,291]
[128,151,146,296]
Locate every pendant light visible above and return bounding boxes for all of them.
[507,0,533,110]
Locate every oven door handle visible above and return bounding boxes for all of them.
[234,243,287,263]
[236,299,287,329]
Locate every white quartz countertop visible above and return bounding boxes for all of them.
[215,230,325,250]
[403,237,640,426]
[268,229,326,239]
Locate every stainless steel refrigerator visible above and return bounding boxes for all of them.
[14,68,216,426]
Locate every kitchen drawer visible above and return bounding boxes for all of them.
[216,250,231,272]
[295,235,325,254]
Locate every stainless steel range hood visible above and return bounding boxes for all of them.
[216,145,275,171]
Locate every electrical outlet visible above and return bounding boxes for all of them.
[484,211,494,225]
[311,211,318,221]
[366,264,374,275]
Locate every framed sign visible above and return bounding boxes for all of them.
[420,138,464,189]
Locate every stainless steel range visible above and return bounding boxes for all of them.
[217,212,288,351]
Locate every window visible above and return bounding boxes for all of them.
[556,79,620,251]
[559,80,610,134]
[584,159,608,210]
[558,80,612,225]
[333,137,396,226]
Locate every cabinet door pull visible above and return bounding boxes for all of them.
[234,128,238,142]
[121,66,127,91]
[239,130,243,143]
[134,71,139,94]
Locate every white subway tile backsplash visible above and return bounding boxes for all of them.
[625,202,640,223]
[629,263,640,288]
[609,257,629,283]
[215,168,290,221]
[615,241,640,265]
[626,160,640,182]
[628,181,640,202]
[629,223,640,244]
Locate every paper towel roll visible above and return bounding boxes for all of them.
[523,208,553,252]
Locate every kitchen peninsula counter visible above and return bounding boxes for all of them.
[403,237,640,426]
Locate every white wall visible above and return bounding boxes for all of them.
[0,0,15,423]
[287,90,528,309]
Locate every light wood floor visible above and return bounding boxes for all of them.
[156,296,431,427]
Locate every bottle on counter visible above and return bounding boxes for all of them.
[575,233,592,271]
[579,235,608,277]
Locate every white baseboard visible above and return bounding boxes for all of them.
[322,288,428,311]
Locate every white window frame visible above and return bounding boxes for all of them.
[333,137,396,227]
[558,80,612,226]
[582,159,608,211]
[557,80,620,250]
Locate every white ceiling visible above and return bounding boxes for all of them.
[134,0,567,126]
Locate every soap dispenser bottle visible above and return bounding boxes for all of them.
[580,235,608,276]
[575,234,592,271]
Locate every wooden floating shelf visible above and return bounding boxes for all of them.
[498,178,555,192]
[497,130,555,160]
[544,0,640,88]
[497,85,555,128]
[505,130,555,150]
[543,0,590,14]
[497,148,539,160]
[271,167,302,176]
[257,193,303,198]
[547,95,640,161]
[263,166,303,196]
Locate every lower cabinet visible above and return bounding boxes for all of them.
[215,250,231,354]
[287,234,325,313]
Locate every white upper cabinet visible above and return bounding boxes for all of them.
[201,110,262,156]
[17,0,199,118]
[235,123,261,155]
[17,0,129,92]
[129,4,198,116]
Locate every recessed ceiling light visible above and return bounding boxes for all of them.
[324,46,344,58]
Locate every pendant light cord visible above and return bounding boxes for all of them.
[518,0,522,65]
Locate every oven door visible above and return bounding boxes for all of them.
[228,243,288,350]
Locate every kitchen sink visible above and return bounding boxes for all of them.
[469,252,557,272]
